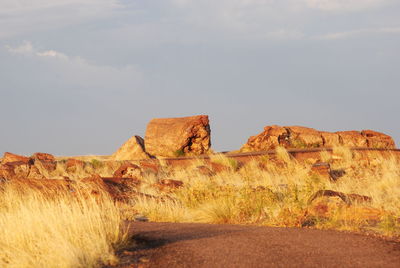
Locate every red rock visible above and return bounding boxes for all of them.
[361,130,396,149]
[35,160,56,172]
[241,125,396,151]
[320,132,341,147]
[155,179,184,191]
[287,126,323,148]
[66,159,85,170]
[336,131,368,148]
[311,162,331,176]
[102,176,141,187]
[241,125,288,152]
[0,163,16,179]
[111,135,151,160]
[159,179,183,188]
[113,163,142,178]
[31,152,55,162]
[2,152,30,164]
[145,115,211,157]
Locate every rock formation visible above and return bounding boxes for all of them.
[111,135,150,160]
[241,125,396,152]
[145,115,211,157]
[1,152,30,164]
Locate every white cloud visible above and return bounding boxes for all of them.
[0,0,122,39]
[305,0,393,12]
[318,27,400,39]
[5,41,143,90]
[5,41,34,54]
[36,50,69,60]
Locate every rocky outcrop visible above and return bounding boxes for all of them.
[241,125,396,152]
[111,135,150,160]
[31,152,55,162]
[145,115,211,157]
[1,152,30,164]
[361,130,396,149]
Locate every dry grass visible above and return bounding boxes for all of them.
[132,147,400,237]
[0,183,128,268]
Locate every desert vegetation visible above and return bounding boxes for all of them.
[130,147,400,238]
[0,182,128,268]
[1,145,399,267]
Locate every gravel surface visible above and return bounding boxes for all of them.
[120,222,400,267]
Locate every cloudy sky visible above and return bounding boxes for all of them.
[1,0,399,155]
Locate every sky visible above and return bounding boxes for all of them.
[0,0,399,156]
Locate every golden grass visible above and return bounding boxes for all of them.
[0,183,128,268]
[132,147,400,237]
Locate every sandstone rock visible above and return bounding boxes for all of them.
[34,160,57,172]
[336,131,368,147]
[145,115,211,157]
[159,179,183,188]
[31,152,55,162]
[12,161,31,178]
[111,135,151,160]
[241,125,288,152]
[2,152,30,164]
[241,125,396,152]
[361,130,396,149]
[113,163,142,178]
[287,126,323,148]
[0,163,16,179]
[319,132,341,147]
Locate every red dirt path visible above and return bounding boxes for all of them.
[120,222,400,267]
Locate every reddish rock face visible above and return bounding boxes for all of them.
[320,132,341,148]
[336,131,368,148]
[31,152,55,162]
[111,135,151,160]
[0,163,16,179]
[242,125,288,152]
[2,152,30,164]
[145,115,211,157]
[361,130,396,149]
[288,126,323,148]
[241,125,396,152]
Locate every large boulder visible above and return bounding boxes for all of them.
[145,115,211,157]
[241,125,288,152]
[111,135,150,160]
[241,125,396,152]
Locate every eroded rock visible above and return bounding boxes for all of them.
[113,163,142,178]
[241,125,396,151]
[2,152,30,164]
[145,115,211,157]
[111,135,151,160]
[361,130,396,149]
[31,152,55,162]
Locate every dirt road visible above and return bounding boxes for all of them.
[122,222,400,267]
